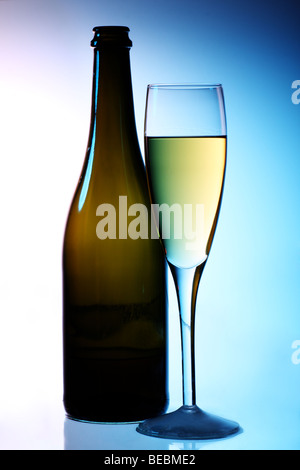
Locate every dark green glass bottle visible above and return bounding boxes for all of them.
[62,26,168,423]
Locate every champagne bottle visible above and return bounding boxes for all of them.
[62,26,168,422]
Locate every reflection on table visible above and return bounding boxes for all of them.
[63,416,242,450]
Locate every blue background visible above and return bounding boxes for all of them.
[0,0,299,450]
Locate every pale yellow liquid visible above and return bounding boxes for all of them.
[146,136,226,268]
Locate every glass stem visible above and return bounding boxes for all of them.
[169,261,206,407]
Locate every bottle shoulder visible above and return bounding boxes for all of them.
[72,141,149,210]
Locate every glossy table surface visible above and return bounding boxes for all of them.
[1,386,299,450]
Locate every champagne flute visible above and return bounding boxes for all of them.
[136,84,240,440]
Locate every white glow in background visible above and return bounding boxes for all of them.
[0,0,299,449]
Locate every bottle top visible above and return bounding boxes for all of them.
[91,26,132,49]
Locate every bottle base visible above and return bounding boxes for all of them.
[65,413,142,425]
[63,396,169,425]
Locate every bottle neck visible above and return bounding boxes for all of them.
[78,33,144,212]
[91,46,138,138]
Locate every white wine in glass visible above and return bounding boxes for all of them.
[136,84,240,440]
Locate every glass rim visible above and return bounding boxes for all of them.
[147,83,223,90]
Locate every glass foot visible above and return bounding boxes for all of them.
[136,405,240,440]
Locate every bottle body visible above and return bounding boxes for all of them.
[62,27,168,422]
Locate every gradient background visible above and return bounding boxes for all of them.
[0,0,299,450]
